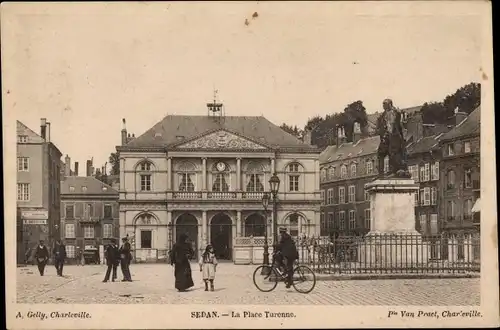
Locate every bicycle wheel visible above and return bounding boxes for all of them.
[253,265,279,292]
[292,265,316,294]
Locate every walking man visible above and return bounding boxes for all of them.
[34,240,49,276]
[103,238,120,282]
[119,237,132,282]
[53,239,67,276]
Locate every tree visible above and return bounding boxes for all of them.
[279,123,302,138]
[109,152,120,175]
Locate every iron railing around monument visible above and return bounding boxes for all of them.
[295,231,480,274]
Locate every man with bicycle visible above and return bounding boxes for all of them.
[274,227,299,288]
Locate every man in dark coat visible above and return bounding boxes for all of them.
[119,237,132,282]
[34,240,49,276]
[170,233,195,292]
[276,228,299,288]
[103,238,120,282]
[53,239,67,276]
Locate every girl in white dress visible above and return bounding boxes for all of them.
[199,244,217,291]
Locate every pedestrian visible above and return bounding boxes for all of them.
[170,233,194,292]
[199,244,217,292]
[103,238,120,282]
[53,239,67,276]
[34,240,49,276]
[119,237,132,282]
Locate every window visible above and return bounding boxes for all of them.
[69,186,75,192]
[320,168,327,181]
[103,224,113,238]
[85,203,94,218]
[328,167,335,179]
[213,173,230,191]
[65,224,75,238]
[409,165,419,182]
[17,157,29,171]
[327,189,334,205]
[17,183,30,201]
[17,135,28,143]
[339,186,346,204]
[364,209,371,229]
[423,187,431,206]
[286,213,300,237]
[447,170,456,189]
[419,166,425,183]
[419,214,427,234]
[447,201,456,220]
[140,230,152,248]
[464,199,473,218]
[320,213,326,236]
[339,211,345,230]
[83,226,95,238]
[348,210,356,229]
[431,162,439,181]
[327,213,334,232]
[140,163,151,171]
[66,245,75,258]
[464,141,471,153]
[364,190,370,201]
[384,156,389,173]
[82,186,87,192]
[178,173,195,191]
[141,174,152,191]
[414,189,419,206]
[104,204,112,219]
[423,163,430,182]
[431,187,437,205]
[287,163,300,192]
[348,185,356,203]
[320,190,325,205]
[447,144,455,156]
[350,164,357,177]
[244,215,266,237]
[246,174,263,192]
[366,160,373,175]
[340,165,347,179]
[430,214,438,235]
[419,189,424,206]
[65,205,74,219]
[464,168,472,188]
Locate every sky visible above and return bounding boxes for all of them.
[3,2,486,172]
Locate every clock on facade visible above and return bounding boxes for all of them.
[216,162,226,172]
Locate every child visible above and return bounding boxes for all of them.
[199,245,217,291]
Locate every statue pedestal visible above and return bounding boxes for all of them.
[358,179,429,268]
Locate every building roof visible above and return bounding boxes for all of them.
[124,115,316,150]
[440,106,480,141]
[17,120,63,156]
[407,135,443,155]
[61,176,118,196]
[320,136,380,164]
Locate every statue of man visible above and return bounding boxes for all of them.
[377,99,410,178]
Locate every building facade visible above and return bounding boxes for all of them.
[61,175,119,263]
[439,107,480,234]
[116,113,322,263]
[17,119,62,259]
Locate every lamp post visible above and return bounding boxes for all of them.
[269,173,281,251]
[261,193,270,275]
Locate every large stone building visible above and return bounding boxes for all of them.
[116,109,322,263]
[439,107,480,235]
[61,171,119,263]
[17,119,62,259]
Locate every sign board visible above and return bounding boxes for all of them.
[23,219,48,225]
[21,210,48,220]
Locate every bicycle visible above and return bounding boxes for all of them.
[253,256,316,294]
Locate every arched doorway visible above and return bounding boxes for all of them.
[210,213,232,260]
[176,213,198,260]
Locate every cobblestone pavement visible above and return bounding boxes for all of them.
[17,263,480,305]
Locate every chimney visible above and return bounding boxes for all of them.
[454,108,467,126]
[86,160,92,176]
[337,125,347,145]
[74,162,79,176]
[121,118,128,145]
[302,126,312,145]
[353,122,362,144]
[64,155,71,177]
[40,118,47,140]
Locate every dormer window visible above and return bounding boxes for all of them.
[102,186,108,191]
[69,186,75,192]
[82,186,87,192]
[17,135,28,143]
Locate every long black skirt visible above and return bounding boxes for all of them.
[174,261,194,291]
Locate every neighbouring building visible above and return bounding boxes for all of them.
[116,102,322,263]
[439,107,480,234]
[61,173,119,263]
[17,119,62,260]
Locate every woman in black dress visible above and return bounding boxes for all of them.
[170,233,195,292]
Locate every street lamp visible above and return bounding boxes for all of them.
[269,173,280,250]
[261,193,270,275]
